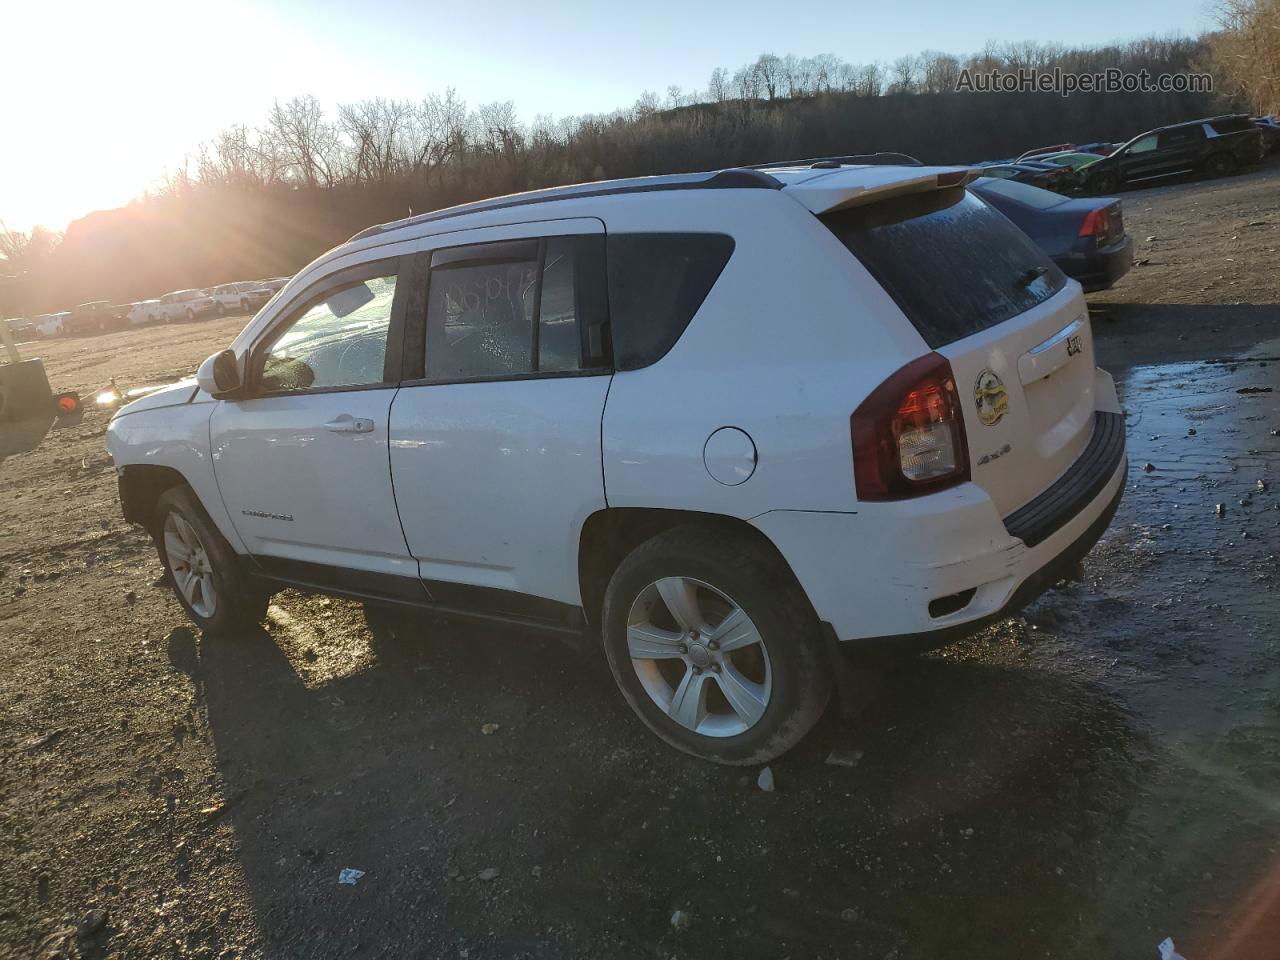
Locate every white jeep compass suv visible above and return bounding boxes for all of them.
[106,162,1126,764]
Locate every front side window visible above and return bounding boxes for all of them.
[258,272,397,393]
[423,236,606,381]
[1127,134,1159,155]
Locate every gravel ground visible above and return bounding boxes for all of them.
[2,164,1279,960]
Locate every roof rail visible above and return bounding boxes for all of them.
[746,152,924,170]
[349,167,782,242]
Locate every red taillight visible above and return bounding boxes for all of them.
[1079,208,1109,237]
[851,353,970,501]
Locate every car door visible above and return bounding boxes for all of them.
[1153,126,1205,177]
[209,255,425,599]
[1117,133,1161,183]
[388,218,611,623]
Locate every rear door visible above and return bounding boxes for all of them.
[387,218,611,616]
[819,182,1098,516]
[1152,125,1206,177]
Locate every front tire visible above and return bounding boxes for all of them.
[185,308,196,322]
[216,302,226,317]
[1089,171,1119,195]
[601,526,831,765]
[153,486,269,635]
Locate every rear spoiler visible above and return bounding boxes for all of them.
[781,166,980,216]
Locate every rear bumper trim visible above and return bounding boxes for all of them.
[835,472,1124,659]
[1003,410,1125,548]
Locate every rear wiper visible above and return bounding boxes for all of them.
[1016,265,1049,288]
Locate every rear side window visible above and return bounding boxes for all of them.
[607,233,734,370]
[423,235,608,381]
[1209,116,1253,135]
[822,187,1067,349]
[1158,126,1204,149]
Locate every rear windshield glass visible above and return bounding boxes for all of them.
[971,177,1066,210]
[821,187,1067,348]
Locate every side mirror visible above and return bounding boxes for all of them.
[197,349,243,399]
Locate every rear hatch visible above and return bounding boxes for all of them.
[802,168,1098,516]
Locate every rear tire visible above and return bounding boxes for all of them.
[601,526,831,765]
[1206,152,1237,177]
[216,302,226,317]
[185,308,195,322]
[240,298,251,313]
[153,486,269,636]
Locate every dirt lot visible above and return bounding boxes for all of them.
[2,165,1279,960]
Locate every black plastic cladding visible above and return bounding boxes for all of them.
[349,168,782,242]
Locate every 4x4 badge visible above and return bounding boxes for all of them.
[974,370,1008,426]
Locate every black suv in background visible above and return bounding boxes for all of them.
[1082,115,1265,193]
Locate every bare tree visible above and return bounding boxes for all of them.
[920,51,962,94]
[889,54,920,93]
[0,221,61,277]
[707,67,730,103]
[338,98,412,184]
[1209,0,1280,113]
[754,53,783,99]
[265,95,340,188]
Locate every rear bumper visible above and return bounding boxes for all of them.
[752,376,1126,652]
[1061,235,1133,293]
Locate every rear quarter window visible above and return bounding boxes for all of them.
[607,233,734,370]
[821,187,1067,349]
[1209,116,1254,135]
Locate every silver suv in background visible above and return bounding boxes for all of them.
[210,282,274,316]
[155,289,218,323]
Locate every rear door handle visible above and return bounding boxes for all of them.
[324,414,375,434]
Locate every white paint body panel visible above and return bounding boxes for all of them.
[106,396,249,555]
[387,217,608,605]
[106,166,1124,645]
[390,376,610,604]
[208,389,415,579]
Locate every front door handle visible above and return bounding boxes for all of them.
[324,414,375,434]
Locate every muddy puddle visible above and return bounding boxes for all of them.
[993,339,1280,958]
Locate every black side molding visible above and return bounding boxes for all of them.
[1003,411,1126,548]
[242,555,586,639]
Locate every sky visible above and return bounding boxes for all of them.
[2,0,1211,235]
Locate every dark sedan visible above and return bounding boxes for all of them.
[979,161,1077,194]
[970,176,1133,292]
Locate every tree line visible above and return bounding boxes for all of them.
[1,24,1271,318]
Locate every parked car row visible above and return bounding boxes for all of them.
[20,277,289,339]
[982,113,1269,196]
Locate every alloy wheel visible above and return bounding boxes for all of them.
[163,512,217,619]
[626,577,772,737]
